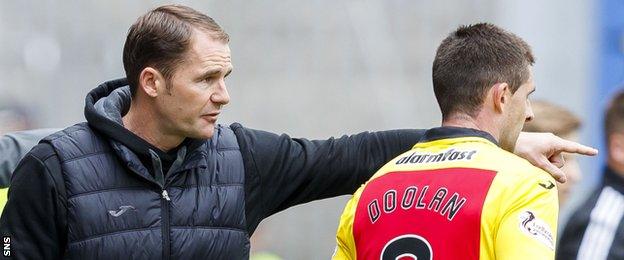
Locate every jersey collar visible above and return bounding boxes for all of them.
[417,126,499,146]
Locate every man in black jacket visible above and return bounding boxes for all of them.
[0,5,596,259]
[557,91,624,260]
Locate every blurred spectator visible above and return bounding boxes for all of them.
[557,91,624,259]
[523,100,582,207]
[0,129,59,187]
[0,99,57,212]
[0,101,34,135]
[0,129,60,213]
[0,101,57,187]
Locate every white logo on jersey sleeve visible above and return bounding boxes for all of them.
[518,210,554,250]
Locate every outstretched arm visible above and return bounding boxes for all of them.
[231,123,425,233]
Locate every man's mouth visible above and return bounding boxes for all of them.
[201,112,220,122]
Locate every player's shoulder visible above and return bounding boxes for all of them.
[486,146,555,183]
[490,146,541,172]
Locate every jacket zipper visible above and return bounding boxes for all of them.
[161,189,171,260]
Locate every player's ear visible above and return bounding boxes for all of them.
[492,83,510,113]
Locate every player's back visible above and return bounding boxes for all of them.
[333,127,558,260]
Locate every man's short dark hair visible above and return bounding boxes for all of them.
[123,5,229,96]
[432,23,535,119]
[605,90,624,140]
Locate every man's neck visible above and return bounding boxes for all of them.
[122,101,184,152]
[441,113,500,141]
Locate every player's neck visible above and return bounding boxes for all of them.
[441,113,500,142]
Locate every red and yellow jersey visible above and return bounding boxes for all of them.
[333,127,558,260]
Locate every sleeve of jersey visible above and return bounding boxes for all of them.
[333,189,363,260]
[494,173,559,260]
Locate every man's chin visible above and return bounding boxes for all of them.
[184,125,216,140]
[195,129,215,139]
[500,136,518,152]
[501,129,522,152]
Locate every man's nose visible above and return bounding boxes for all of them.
[212,81,230,105]
[525,103,534,122]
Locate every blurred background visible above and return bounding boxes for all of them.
[1,0,622,259]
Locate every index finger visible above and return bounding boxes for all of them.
[556,139,598,156]
[538,158,567,183]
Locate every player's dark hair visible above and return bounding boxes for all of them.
[432,23,535,119]
[123,5,229,96]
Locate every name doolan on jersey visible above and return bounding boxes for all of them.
[362,149,480,224]
[367,185,468,224]
[395,148,478,165]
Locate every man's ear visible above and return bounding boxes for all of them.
[491,82,510,113]
[138,67,165,97]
